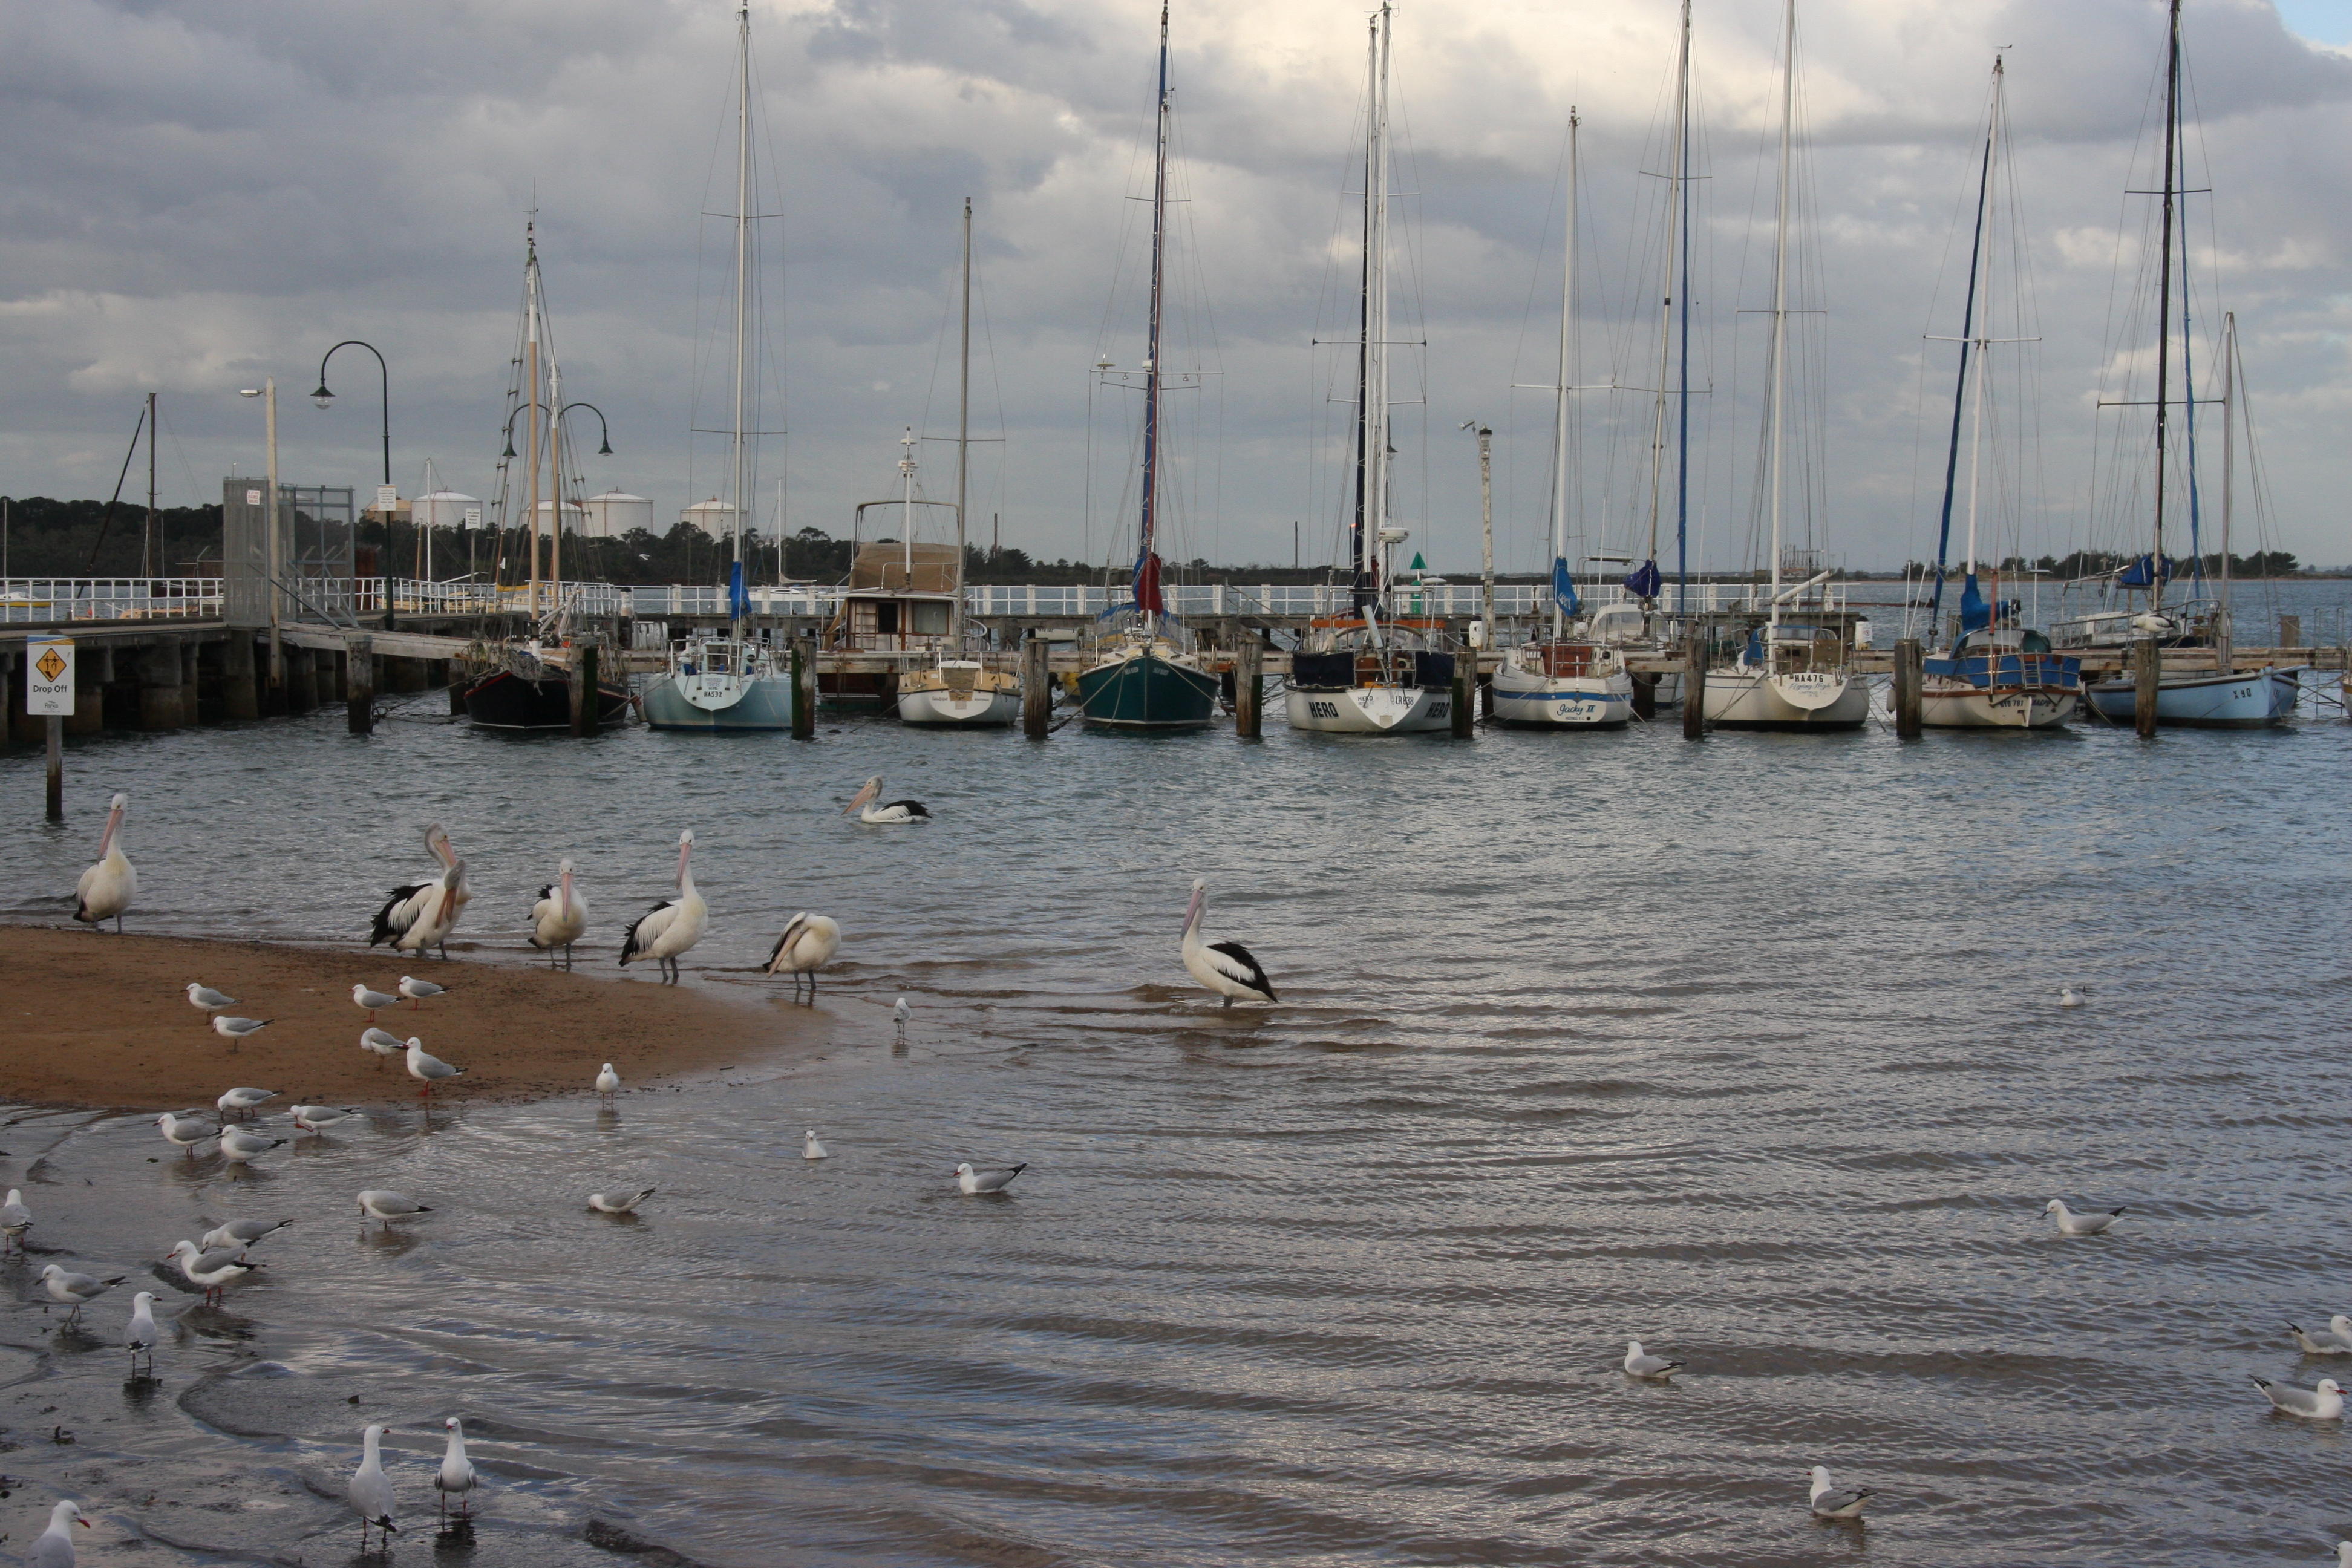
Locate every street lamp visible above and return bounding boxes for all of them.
[312,339,391,487]
[558,402,615,456]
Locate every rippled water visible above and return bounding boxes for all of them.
[2,697,2349,1565]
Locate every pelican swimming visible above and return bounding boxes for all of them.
[73,793,136,932]
[619,830,706,984]
[765,913,841,1001]
[1180,878,1277,1008]
[529,858,589,967]
[370,824,469,959]
[844,776,930,824]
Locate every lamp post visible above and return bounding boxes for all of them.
[558,402,613,582]
[236,379,281,701]
[311,341,391,486]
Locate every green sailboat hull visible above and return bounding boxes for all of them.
[1076,651,1220,729]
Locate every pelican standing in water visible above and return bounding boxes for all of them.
[765,913,841,1000]
[73,793,137,931]
[844,777,930,824]
[370,825,469,958]
[1180,878,1277,1008]
[619,830,706,983]
[529,858,589,967]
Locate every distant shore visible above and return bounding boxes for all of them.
[0,926,801,1111]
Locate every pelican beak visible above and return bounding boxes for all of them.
[1184,887,1203,930]
[844,781,877,815]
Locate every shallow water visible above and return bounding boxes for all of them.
[1,697,2348,1565]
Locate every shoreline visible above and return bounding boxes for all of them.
[0,924,814,1110]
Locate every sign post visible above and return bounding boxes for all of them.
[27,636,71,822]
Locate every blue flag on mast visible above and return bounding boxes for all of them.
[1958,571,1990,638]
[1551,557,1582,618]
[728,560,749,622]
[1622,558,1662,600]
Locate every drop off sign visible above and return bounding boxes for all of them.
[27,636,73,716]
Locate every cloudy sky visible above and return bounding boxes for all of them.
[2,0,2347,577]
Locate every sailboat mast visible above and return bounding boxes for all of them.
[1352,4,1392,612]
[1764,0,1795,642]
[1642,15,1685,596]
[1672,0,1693,615]
[1962,59,2003,584]
[1549,109,1579,639]
[1134,1,1172,619]
[525,223,542,621]
[549,359,565,611]
[2218,310,2236,666]
[730,0,753,633]
[2151,0,2180,615]
[1926,62,1996,634]
[956,195,972,639]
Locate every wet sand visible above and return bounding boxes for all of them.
[0,924,800,1109]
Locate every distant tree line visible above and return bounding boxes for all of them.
[1895,549,2310,580]
[0,496,226,577]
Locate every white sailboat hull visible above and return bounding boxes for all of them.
[1702,668,1871,730]
[1920,681,2076,729]
[1489,664,1634,728]
[1285,685,1451,734]
[897,684,1021,727]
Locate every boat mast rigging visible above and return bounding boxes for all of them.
[1133,0,1172,621]
[1351,2,1393,615]
[2151,0,2181,620]
[729,0,753,637]
[1763,0,1796,648]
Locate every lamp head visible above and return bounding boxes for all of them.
[502,437,517,459]
[310,382,334,408]
[237,388,261,399]
[597,434,613,456]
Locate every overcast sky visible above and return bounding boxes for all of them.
[2,0,2347,577]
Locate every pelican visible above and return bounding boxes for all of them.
[348,1424,399,1551]
[1180,878,1277,1008]
[844,776,930,824]
[595,1063,620,1105]
[529,859,589,967]
[73,792,136,931]
[765,913,841,1000]
[370,824,469,958]
[436,1416,480,1521]
[619,830,706,983]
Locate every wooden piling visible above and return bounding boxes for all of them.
[2279,613,2302,649]
[1022,637,1050,739]
[1235,641,1262,739]
[1893,637,1923,738]
[448,665,471,714]
[345,634,375,734]
[1630,671,1656,721]
[223,634,261,722]
[1682,633,1707,740]
[2134,637,2160,738]
[571,636,601,737]
[1450,653,1474,737]
[44,716,62,822]
[791,637,817,738]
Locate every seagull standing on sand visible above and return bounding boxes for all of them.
[166,1240,259,1306]
[956,1161,1024,1195]
[803,1131,828,1161]
[156,1111,214,1158]
[292,1105,363,1134]
[1808,1466,1873,1520]
[370,823,469,959]
[2253,1375,2345,1420]
[595,1063,620,1106]
[39,1264,126,1321]
[399,975,448,1009]
[200,1218,293,1252]
[619,830,706,984]
[588,1188,655,1214]
[529,858,589,967]
[2290,1318,2352,1356]
[186,983,238,1017]
[30,1501,90,1568]
[215,1087,278,1120]
[1180,878,1278,1008]
[1623,1340,1684,1380]
[844,776,930,823]
[73,793,136,932]
[2044,1198,2124,1236]
[353,983,402,1022]
[1,1187,31,1255]
[211,1016,272,1051]
[358,1189,432,1227]
[126,1291,158,1376]
[765,913,841,1001]
[348,1424,399,1550]
[405,1039,465,1099]
[436,1416,479,1520]
[360,1027,405,1067]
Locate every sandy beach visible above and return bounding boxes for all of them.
[0,924,802,1109]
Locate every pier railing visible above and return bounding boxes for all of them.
[0,578,224,622]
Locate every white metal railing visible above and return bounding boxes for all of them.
[0,578,223,622]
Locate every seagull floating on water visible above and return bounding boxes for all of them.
[218,1126,286,1165]
[200,1218,292,1251]
[437,1415,480,1521]
[211,1016,271,1049]
[348,1423,399,1550]
[2290,1318,2352,1356]
[956,1161,1024,1195]
[292,1105,362,1134]
[353,983,401,1021]
[358,1189,432,1227]
[595,1063,620,1105]
[399,975,449,1008]
[405,1039,465,1099]
[215,1087,278,1120]
[845,776,930,824]
[2059,987,2083,1008]
[167,1240,259,1305]
[1623,1339,1684,1380]
[73,793,136,932]
[2044,1198,2124,1236]
[765,913,841,1001]
[803,1131,828,1161]
[186,983,237,1016]
[1808,1465,1872,1520]
[39,1264,125,1321]
[30,1501,90,1568]
[588,1187,655,1214]
[125,1291,158,1376]
[155,1111,213,1158]
[1,1187,31,1255]
[2253,1375,2344,1420]
[1181,877,1277,1008]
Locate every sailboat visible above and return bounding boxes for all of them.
[1074,2,1221,731]
[1284,1,1456,737]
[463,218,632,731]
[900,199,1021,727]
[1491,108,1634,730]
[1699,0,1870,732]
[2081,0,2301,727]
[1918,57,2082,730]
[641,1,794,733]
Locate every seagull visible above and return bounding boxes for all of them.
[588,1187,655,1215]
[398,975,448,1009]
[358,1189,432,1227]
[211,1016,272,1049]
[73,792,136,932]
[1180,877,1278,1007]
[2337,1542,2352,1568]
[893,996,909,1031]
[956,1161,1025,1195]
[353,983,402,1021]
[1,1187,31,1255]
[349,1423,399,1551]
[29,1501,90,1568]
[595,1063,621,1106]
[166,1240,259,1306]
[156,1110,214,1158]
[215,1087,279,1120]
[200,1218,293,1251]
[405,1038,465,1099]
[845,776,930,824]
[1809,1465,1873,1520]
[360,1026,405,1067]
[2253,1375,2345,1420]
[2290,1318,2352,1356]
[529,858,589,968]
[436,1415,479,1521]
[2059,987,2083,1008]
[292,1105,364,1134]
[2045,1198,2125,1236]
[803,1131,828,1161]
[618,830,706,984]
[218,1126,286,1165]
[186,983,238,1016]
[38,1264,126,1322]
[1623,1339,1684,1380]
[765,913,841,1001]
[126,1291,158,1376]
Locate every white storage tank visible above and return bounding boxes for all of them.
[412,490,478,529]
[532,498,589,534]
[682,497,736,539]
[584,490,653,539]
